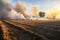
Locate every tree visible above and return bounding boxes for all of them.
[39,12,45,17]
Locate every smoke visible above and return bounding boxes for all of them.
[15,2,26,12]
[0,0,13,19]
[46,11,57,19]
[55,11,60,19]
[55,14,60,19]
[0,0,26,19]
[1,0,11,4]
[8,9,25,19]
[0,0,41,20]
[1,0,60,20]
[32,6,40,17]
[45,8,60,19]
[15,2,29,18]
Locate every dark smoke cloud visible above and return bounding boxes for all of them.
[0,0,25,20]
[0,0,10,19]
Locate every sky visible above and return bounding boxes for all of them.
[1,0,60,19]
[10,0,60,13]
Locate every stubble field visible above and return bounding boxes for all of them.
[0,20,60,40]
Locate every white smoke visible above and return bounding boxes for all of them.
[8,9,25,19]
[0,0,26,20]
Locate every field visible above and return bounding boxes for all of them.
[0,20,60,40]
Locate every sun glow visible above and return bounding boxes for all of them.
[54,4,60,11]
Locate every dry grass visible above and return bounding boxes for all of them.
[0,20,60,40]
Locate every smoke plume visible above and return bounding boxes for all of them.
[0,0,26,19]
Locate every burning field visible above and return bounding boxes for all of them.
[0,20,60,40]
[0,0,60,40]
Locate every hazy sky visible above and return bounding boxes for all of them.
[11,0,60,12]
